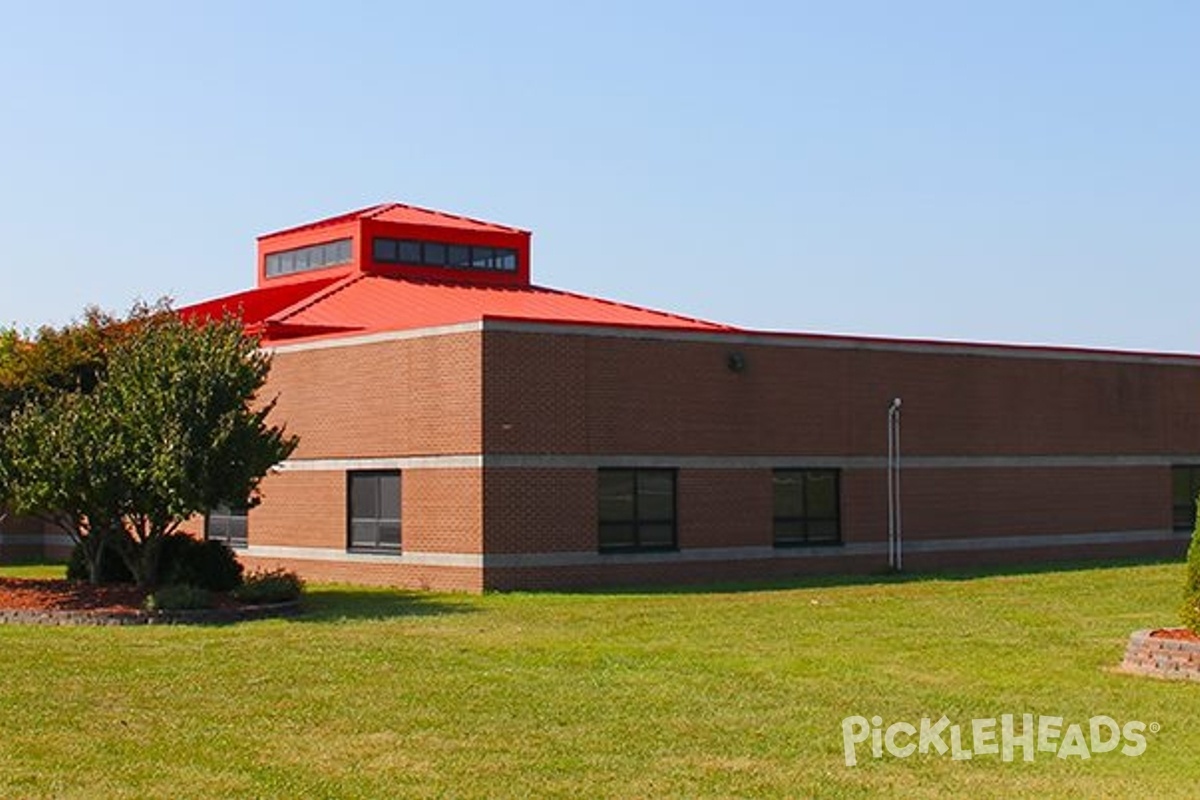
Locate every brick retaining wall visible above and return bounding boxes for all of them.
[1120,629,1200,681]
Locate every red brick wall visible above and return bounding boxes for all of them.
[896,467,1169,539]
[677,470,771,549]
[238,555,483,593]
[482,538,1184,591]
[248,470,345,548]
[246,468,482,554]
[154,326,1200,591]
[483,330,1200,457]
[483,469,593,553]
[266,331,482,458]
[406,469,483,554]
[0,514,72,563]
[482,465,1171,558]
[469,328,1200,589]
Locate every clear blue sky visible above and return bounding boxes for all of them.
[1,1,1196,352]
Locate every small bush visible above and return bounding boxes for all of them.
[232,568,304,605]
[159,533,244,592]
[66,538,134,584]
[145,584,214,612]
[1181,501,1200,634]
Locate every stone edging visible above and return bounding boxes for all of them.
[0,599,302,626]
[1119,629,1200,682]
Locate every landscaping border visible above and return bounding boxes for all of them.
[1120,629,1200,682]
[0,600,302,626]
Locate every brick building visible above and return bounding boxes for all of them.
[7,202,1200,590]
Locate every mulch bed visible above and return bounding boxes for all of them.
[0,577,297,625]
[1148,627,1200,642]
[0,577,148,612]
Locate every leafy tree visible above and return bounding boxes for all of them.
[0,304,297,587]
[0,389,127,584]
[0,307,121,422]
[0,309,132,584]
[99,312,296,587]
[1182,495,1200,634]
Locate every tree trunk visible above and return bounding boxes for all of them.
[134,535,164,591]
[82,530,107,586]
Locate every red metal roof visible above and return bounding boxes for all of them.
[258,202,528,242]
[180,274,734,343]
[177,274,1200,363]
[179,275,342,330]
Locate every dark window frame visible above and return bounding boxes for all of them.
[598,468,677,553]
[1173,465,1200,532]
[205,503,248,549]
[772,469,842,547]
[265,237,354,278]
[347,470,402,553]
[371,237,519,273]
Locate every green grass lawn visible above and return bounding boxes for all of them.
[0,559,1194,798]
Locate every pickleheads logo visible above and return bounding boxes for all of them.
[841,714,1156,766]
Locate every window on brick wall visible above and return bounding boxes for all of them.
[598,468,676,552]
[773,469,841,546]
[205,503,248,549]
[348,471,402,552]
[1173,466,1200,532]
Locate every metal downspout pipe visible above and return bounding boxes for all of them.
[887,397,903,571]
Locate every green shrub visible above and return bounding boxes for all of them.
[144,584,214,612]
[231,568,304,605]
[66,537,134,584]
[162,535,244,592]
[1181,499,1200,634]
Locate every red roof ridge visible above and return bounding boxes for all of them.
[177,275,342,327]
[353,272,545,294]
[268,273,368,325]
[258,201,527,241]
[362,202,528,234]
[528,283,738,331]
[256,204,391,240]
[340,273,734,329]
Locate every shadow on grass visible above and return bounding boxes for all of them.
[556,554,1184,598]
[293,585,479,623]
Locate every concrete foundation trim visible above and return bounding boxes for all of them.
[484,319,1200,368]
[0,533,75,548]
[483,543,881,568]
[483,528,1185,568]
[277,455,482,472]
[265,321,482,355]
[257,315,1200,367]
[485,453,1200,470]
[277,453,1200,473]
[240,528,1183,572]
[243,545,483,568]
[899,528,1187,554]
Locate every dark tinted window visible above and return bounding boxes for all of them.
[773,470,841,546]
[349,471,402,552]
[398,240,423,263]
[598,469,676,552]
[471,247,494,269]
[373,238,397,261]
[205,503,248,549]
[264,238,354,278]
[1174,466,1200,532]
[423,242,447,265]
[372,237,519,273]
